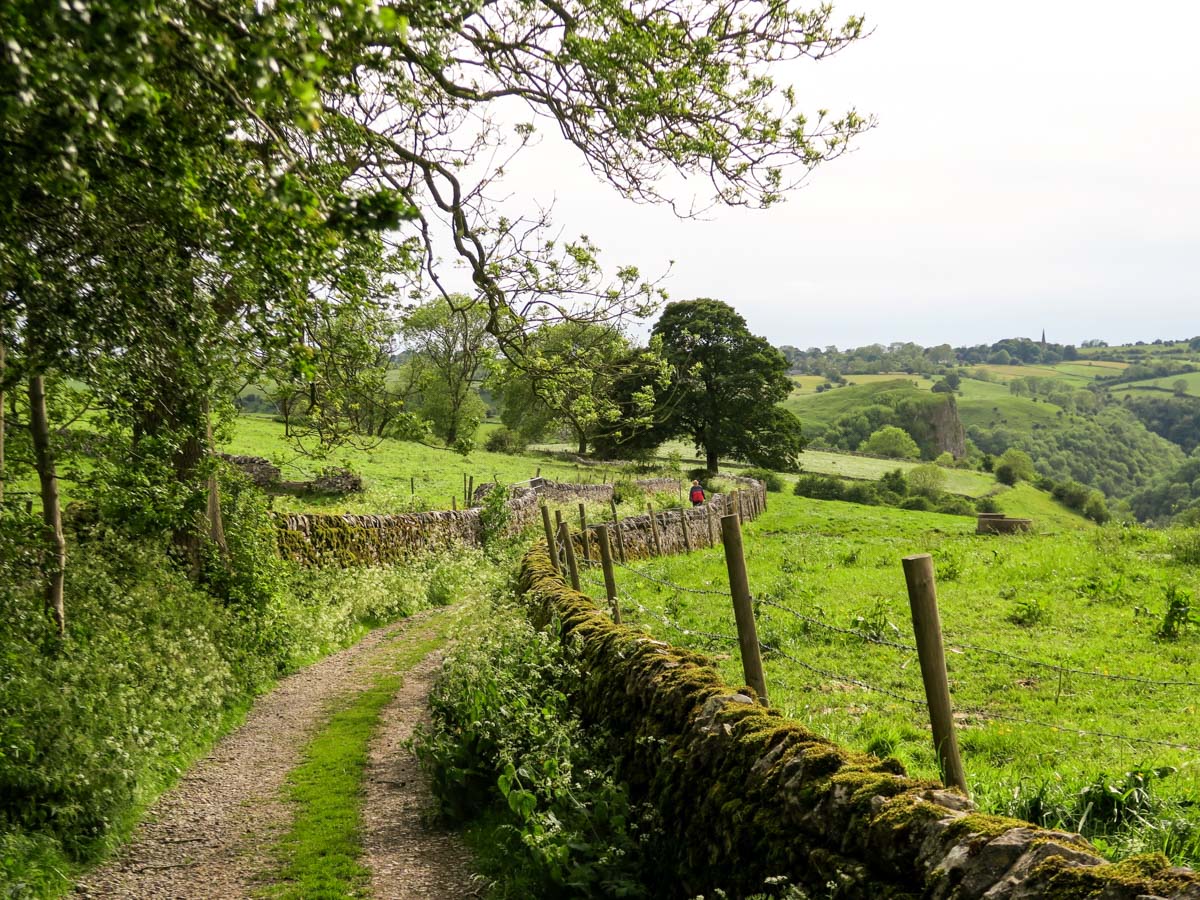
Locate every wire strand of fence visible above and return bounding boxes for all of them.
[609,558,729,597]
[757,641,930,708]
[760,643,1196,753]
[758,597,921,654]
[959,706,1196,753]
[939,634,1200,689]
[629,599,741,646]
[584,578,1199,756]
[763,594,1200,690]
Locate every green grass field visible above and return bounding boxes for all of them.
[955,377,1070,431]
[223,414,615,514]
[579,491,1200,864]
[788,373,935,396]
[1112,371,1200,400]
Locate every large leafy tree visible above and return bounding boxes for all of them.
[650,299,804,472]
[492,322,633,455]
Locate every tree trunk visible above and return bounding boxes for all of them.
[706,445,720,474]
[204,400,229,563]
[29,375,66,636]
[576,429,588,457]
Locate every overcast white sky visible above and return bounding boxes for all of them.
[486,0,1200,349]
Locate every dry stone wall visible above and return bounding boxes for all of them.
[518,548,1200,900]
[576,478,767,560]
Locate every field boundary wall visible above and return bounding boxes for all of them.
[518,547,1200,899]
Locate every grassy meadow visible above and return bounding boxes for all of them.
[578,491,1200,864]
[222,414,622,514]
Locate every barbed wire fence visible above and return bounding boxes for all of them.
[568,528,1199,770]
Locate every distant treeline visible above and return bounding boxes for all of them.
[779,335,1200,376]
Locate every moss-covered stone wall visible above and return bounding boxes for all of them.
[576,480,766,561]
[518,549,1200,899]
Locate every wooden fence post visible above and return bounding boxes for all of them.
[721,513,768,705]
[706,504,716,547]
[451,495,457,511]
[611,498,627,563]
[578,502,591,563]
[468,475,475,505]
[902,553,969,796]
[410,476,415,496]
[561,521,581,591]
[648,503,663,556]
[463,472,468,505]
[596,525,621,623]
[680,507,692,552]
[541,504,559,572]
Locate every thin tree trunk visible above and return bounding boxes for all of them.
[204,399,229,563]
[706,445,719,474]
[29,375,66,636]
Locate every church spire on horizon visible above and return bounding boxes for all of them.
[1041,329,1047,348]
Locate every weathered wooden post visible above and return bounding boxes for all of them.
[706,504,716,547]
[721,513,768,705]
[902,553,969,796]
[611,498,627,563]
[596,525,621,623]
[536,466,541,478]
[680,507,692,552]
[648,503,663,556]
[451,495,457,511]
[468,475,475,505]
[733,490,742,524]
[561,521,581,591]
[578,502,592,562]
[463,472,469,505]
[410,476,415,496]
[541,504,559,572]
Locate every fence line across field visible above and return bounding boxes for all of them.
[583,563,1200,766]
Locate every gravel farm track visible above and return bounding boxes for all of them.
[75,608,478,899]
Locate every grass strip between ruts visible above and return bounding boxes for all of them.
[259,614,453,900]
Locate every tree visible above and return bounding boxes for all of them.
[402,297,495,448]
[996,448,1037,482]
[492,322,632,455]
[648,299,804,472]
[860,426,920,460]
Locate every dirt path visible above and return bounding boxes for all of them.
[75,609,472,899]
[361,650,481,898]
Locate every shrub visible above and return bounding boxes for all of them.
[934,451,955,467]
[994,462,1019,486]
[878,468,908,496]
[906,463,946,498]
[1053,480,1092,512]
[859,426,920,460]
[843,483,879,505]
[484,426,526,454]
[976,496,1000,514]
[1083,490,1111,524]
[935,496,976,517]
[996,448,1037,482]
[900,496,932,512]
[741,467,784,492]
[479,483,512,550]
[414,604,654,896]
[793,474,844,501]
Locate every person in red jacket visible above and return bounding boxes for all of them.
[689,479,706,506]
